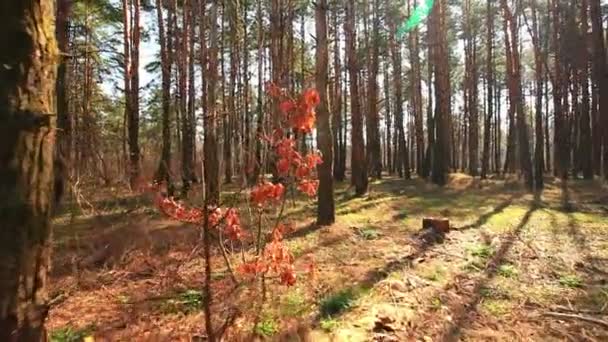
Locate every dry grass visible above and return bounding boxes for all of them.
[48,174,608,341]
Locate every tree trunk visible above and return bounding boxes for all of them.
[205,0,220,205]
[155,0,174,194]
[346,0,368,196]
[501,0,533,189]
[367,0,382,179]
[481,0,493,179]
[431,0,450,186]
[0,0,58,338]
[332,3,345,182]
[315,0,335,225]
[590,0,607,180]
[580,0,592,179]
[129,0,141,189]
[530,0,544,189]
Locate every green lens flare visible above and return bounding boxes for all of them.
[396,0,435,39]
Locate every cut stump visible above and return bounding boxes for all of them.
[417,218,450,245]
[422,218,450,233]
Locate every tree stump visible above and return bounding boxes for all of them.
[417,218,451,245]
[422,218,450,233]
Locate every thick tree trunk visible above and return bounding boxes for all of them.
[591,0,608,180]
[0,0,58,338]
[315,0,335,225]
[346,0,367,196]
[431,0,450,186]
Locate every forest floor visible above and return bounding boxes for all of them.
[47,174,608,341]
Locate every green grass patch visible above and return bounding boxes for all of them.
[429,297,442,311]
[320,318,339,332]
[280,290,308,317]
[355,227,380,240]
[319,286,370,317]
[481,299,512,316]
[50,324,96,342]
[255,317,279,337]
[468,244,493,259]
[559,275,583,288]
[419,264,447,282]
[161,289,204,314]
[497,264,518,278]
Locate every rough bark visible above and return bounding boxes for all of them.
[431,0,450,186]
[315,0,335,225]
[0,0,58,338]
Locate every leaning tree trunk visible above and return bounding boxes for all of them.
[0,0,58,339]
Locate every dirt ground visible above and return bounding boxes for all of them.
[48,174,608,341]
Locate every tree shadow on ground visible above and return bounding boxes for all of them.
[309,194,524,327]
[431,195,541,341]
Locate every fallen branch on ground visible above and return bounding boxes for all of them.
[543,311,608,329]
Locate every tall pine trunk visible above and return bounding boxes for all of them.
[155,0,174,194]
[481,0,493,179]
[315,0,335,225]
[0,0,58,338]
[431,0,450,186]
[346,0,368,196]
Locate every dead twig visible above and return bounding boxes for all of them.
[543,311,608,329]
